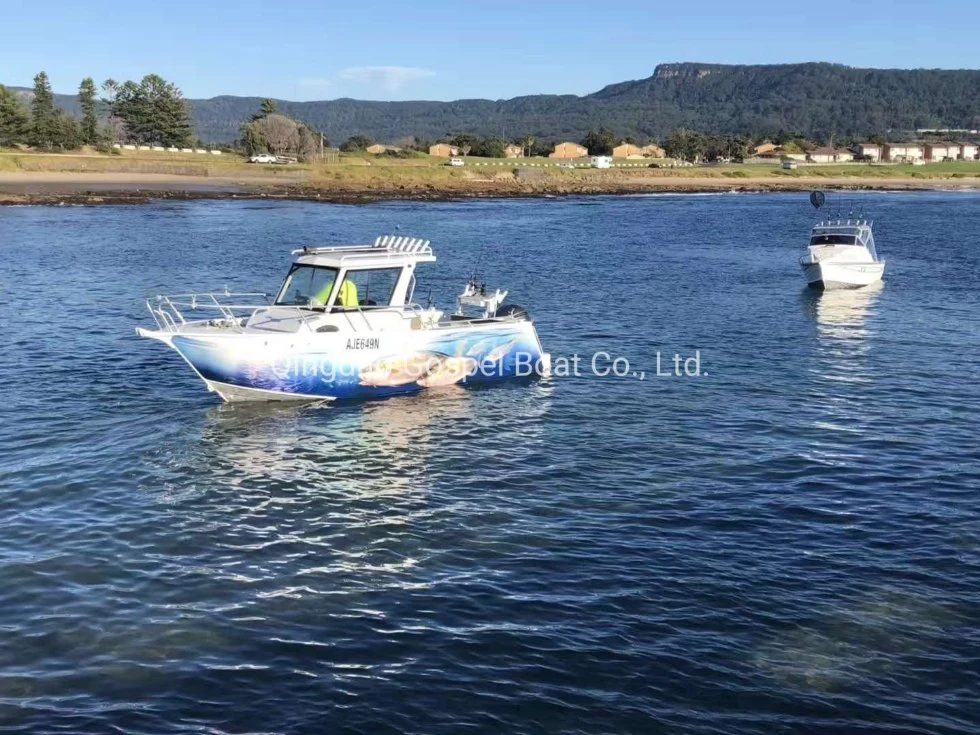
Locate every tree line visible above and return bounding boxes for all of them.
[0,71,194,151]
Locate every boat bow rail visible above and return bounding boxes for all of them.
[145,291,273,333]
[144,291,443,336]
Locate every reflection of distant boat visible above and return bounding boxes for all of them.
[799,219,885,290]
[811,280,883,340]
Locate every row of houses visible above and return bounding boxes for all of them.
[753,141,979,164]
[426,142,527,158]
[545,141,666,159]
[424,141,667,159]
[853,141,978,163]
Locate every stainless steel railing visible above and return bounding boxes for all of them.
[144,292,438,334]
[146,292,273,333]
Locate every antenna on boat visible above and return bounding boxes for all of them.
[467,243,486,292]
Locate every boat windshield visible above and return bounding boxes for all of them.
[810,234,858,246]
[275,265,340,307]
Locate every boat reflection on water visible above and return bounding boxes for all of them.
[801,281,884,450]
[806,280,884,344]
[182,378,553,506]
[145,382,552,595]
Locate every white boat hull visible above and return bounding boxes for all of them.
[801,260,885,290]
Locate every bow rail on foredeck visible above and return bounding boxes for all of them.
[146,291,273,332]
[144,291,443,335]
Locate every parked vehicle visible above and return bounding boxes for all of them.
[249,154,277,164]
[448,157,465,167]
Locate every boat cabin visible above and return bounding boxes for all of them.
[808,220,878,261]
[278,235,435,311]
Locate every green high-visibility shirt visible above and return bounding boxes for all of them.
[315,279,358,307]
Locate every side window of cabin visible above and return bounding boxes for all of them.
[341,268,403,306]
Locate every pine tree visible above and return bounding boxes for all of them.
[29,71,57,149]
[114,74,192,147]
[79,77,98,145]
[250,98,277,121]
[0,85,30,147]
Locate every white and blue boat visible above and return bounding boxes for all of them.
[137,236,550,402]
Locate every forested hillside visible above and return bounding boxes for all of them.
[10,62,980,144]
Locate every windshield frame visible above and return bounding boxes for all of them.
[274,264,341,308]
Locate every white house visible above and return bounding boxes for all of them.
[958,143,977,160]
[924,142,959,162]
[853,143,882,162]
[808,147,854,164]
[883,143,924,163]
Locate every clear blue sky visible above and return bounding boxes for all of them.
[3,0,978,101]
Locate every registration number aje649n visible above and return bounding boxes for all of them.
[346,337,381,350]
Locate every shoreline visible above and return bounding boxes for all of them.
[1,171,977,206]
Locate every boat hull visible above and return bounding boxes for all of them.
[142,320,549,402]
[801,261,885,290]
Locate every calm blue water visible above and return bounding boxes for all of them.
[1,193,979,734]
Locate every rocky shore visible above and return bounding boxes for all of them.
[0,169,975,206]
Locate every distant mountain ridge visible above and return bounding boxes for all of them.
[9,62,980,143]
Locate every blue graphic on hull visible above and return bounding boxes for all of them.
[171,326,542,400]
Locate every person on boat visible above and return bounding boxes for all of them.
[337,278,358,308]
[315,277,358,308]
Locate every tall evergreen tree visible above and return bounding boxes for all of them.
[0,85,31,147]
[114,74,192,146]
[29,71,57,149]
[251,98,278,121]
[79,77,98,145]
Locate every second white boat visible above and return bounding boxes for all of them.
[799,218,885,290]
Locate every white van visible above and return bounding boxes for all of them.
[590,156,612,169]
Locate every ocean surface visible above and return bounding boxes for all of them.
[1,192,978,734]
